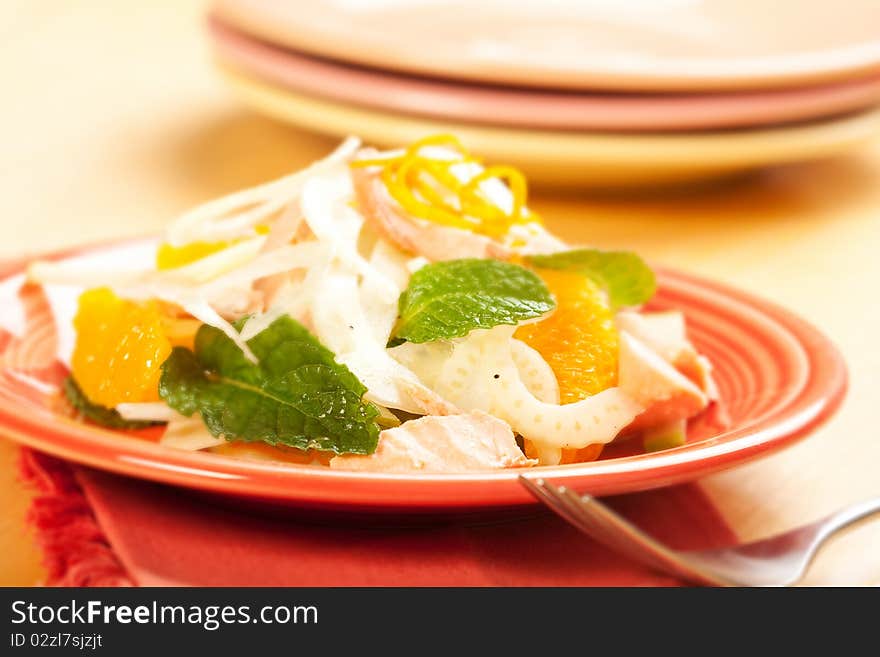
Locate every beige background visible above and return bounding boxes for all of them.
[1,1,879,585]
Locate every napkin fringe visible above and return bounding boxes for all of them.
[18,449,133,587]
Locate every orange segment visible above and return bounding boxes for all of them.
[564,443,605,463]
[70,288,173,407]
[515,268,619,463]
[515,269,619,400]
[160,317,201,350]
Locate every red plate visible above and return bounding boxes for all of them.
[0,240,847,512]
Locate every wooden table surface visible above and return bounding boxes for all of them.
[2,1,879,586]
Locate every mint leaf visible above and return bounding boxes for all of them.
[390,258,555,345]
[63,377,161,430]
[159,316,380,455]
[526,249,656,308]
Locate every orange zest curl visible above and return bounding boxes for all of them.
[352,134,540,239]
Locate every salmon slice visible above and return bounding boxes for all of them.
[330,410,536,473]
[0,283,67,389]
[616,310,719,399]
[618,331,709,433]
[673,351,719,401]
[2,283,59,371]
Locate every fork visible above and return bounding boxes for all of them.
[519,476,880,586]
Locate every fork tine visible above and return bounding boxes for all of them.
[525,479,643,555]
[556,486,664,560]
[540,483,609,535]
[520,476,728,586]
[518,476,554,506]
[554,485,716,581]
[520,477,598,533]
[550,485,648,558]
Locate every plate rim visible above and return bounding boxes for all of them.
[0,238,849,509]
[208,17,880,133]
[211,2,880,92]
[217,67,880,176]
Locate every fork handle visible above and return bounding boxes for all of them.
[817,497,880,543]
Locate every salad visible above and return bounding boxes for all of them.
[29,135,717,472]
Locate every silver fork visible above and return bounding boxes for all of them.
[519,476,880,586]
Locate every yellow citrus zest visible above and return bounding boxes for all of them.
[155,225,270,270]
[156,240,232,270]
[352,134,539,239]
[71,288,173,407]
[515,268,619,464]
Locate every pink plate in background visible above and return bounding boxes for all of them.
[211,0,880,92]
[209,17,880,132]
[0,239,847,512]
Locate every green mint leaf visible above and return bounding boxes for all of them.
[63,377,161,430]
[390,258,555,345]
[158,315,380,455]
[525,249,656,308]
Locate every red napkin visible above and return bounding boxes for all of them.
[20,448,737,587]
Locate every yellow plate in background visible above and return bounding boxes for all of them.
[219,66,880,189]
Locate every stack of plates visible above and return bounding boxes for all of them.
[209,0,880,187]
